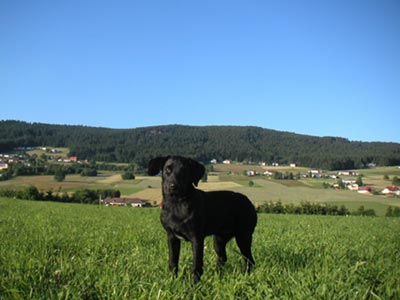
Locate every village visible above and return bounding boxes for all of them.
[213,159,400,197]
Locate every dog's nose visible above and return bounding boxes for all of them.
[169,183,177,190]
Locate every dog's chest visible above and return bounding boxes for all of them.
[161,203,196,241]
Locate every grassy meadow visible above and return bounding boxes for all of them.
[0,198,399,300]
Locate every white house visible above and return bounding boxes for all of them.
[347,184,359,191]
[309,169,322,178]
[381,186,400,195]
[264,170,275,176]
[105,197,151,207]
[358,186,373,194]
[310,169,321,174]
[342,179,356,185]
[246,170,255,176]
[338,171,359,176]
[223,160,231,164]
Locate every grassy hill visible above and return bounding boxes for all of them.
[0,198,399,299]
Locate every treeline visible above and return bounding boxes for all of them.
[1,120,400,170]
[257,201,378,216]
[0,186,120,204]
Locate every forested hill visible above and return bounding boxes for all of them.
[1,120,399,170]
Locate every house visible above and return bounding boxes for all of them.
[272,162,279,167]
[105,197,151,207]
[290,163,297,168]
[342,179,356,186]
[347,183,359,191]
[381,186,400,196]
[264,170,275,176]
[246,170,255,176]
[0,163,8,170]
[210,159,217,164]
[69,156,78,162]
[223,160,231,164]
[310,169,322,178]
[338,171,359,176]
[259,162,266,166]
[358,186,373,194]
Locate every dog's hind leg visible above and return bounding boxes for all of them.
[167,234,181,276]
[213,235,230,270]
[235,232,255,273]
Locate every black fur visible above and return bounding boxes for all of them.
[148,156,257,282]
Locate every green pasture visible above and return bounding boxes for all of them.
[0,198,399,299]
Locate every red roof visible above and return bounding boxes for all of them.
[385,186,399,192]
[359,186,373,191]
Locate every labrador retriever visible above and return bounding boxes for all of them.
[148,156,257,282]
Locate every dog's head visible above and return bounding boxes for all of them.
[148,156,205,195]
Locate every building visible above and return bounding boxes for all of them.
[103,197,151,207]
[381,186,400,196]
[358,186,373,194]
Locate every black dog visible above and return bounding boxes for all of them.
[148,156,257,282]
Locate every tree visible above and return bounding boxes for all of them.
[22,186,40,200]
[81,161,97,177]
[121,171,135,180]
[121,164,135,180]
[337,179,345,189]
[81,168,97,176]
[356,175,363,187]
[392,176,400,186]
[54,168,66,182]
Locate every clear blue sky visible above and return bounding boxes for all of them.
[1,0,399,142]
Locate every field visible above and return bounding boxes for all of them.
[0,198,399,300]
[1,165,399,216]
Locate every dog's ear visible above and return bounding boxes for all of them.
[188,158,205,187]
[148,156,169,176]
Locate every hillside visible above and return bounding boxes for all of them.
[1,120,399,170]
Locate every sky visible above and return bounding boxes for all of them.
[1,0,399,143]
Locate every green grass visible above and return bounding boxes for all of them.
[1,198,399,299]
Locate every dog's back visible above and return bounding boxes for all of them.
[200,190,257,237]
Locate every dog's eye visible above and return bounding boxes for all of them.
[165,166,172,174]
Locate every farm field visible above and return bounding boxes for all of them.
[1,166,399,216]
[0,198,399,299]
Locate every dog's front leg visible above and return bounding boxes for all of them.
[191,237,204,282]
[167,233,181,276]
